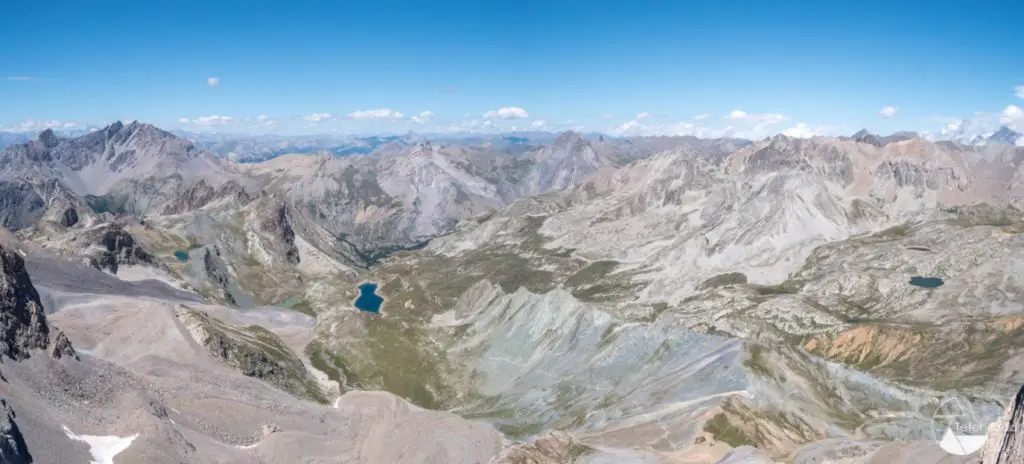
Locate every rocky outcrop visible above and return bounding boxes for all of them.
[89,225,155,274]
[258,203,299,265]
[50,331,77,360]
[0,399,32,464]
[0,245,49,361]
[162,179,252,215]
[162,179,217,215]
[59,207,78,228]
[202,247,235,305]
[982,383,1024,463]
[0,182,45,231]
[175,309,325,403]
[494,431,594,463]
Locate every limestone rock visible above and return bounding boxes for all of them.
[0,399,32,464]
[0,245,49,361]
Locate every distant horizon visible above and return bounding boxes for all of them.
[5,118,1018,144]
[3,1,1022,140]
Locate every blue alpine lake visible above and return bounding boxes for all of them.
[909,276,944,289]
[354,282,384,313]
[173,250,190,262]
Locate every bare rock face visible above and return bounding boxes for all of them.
[0,245,49,361]
[50,331,77,360]
[0,182,45,231]
[494,431,594,463]
[58,207,78,227]
[982,384,1024,463]
[89,224,155,274]
[258,203,300,265]
[0,398,32,464]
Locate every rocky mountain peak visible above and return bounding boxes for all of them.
[0,244,50,361]
[851,129,872,139]
[851,129,883,146]
[989,126,1022,146]
[553,130,585,148]
[37,129,60,148]
[104,120,125,137]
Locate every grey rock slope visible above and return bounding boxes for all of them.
[0,245,49,361]
[982,383,1024,463]
[0,398,32,464]
[0,239,507,463]
[0,122,244,229]
[303,133,1024,462]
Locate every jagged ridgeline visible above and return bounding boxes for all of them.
[0,122,1022,462]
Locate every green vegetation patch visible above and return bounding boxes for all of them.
[564,260,619,288]
[310,317,457,410]
[752,278,803,295]
[698,272,748,290]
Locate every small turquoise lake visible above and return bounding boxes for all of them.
[173,250,190,262]
[354,282,384,313]
[909,276,944,289]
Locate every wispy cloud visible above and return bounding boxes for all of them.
[4,76,35,81]
[879,106,899,119]
[692,113,711,121]
[251,114,276,127]
[179,115,235,126]
[635,112,651,121]
[725,110,787,123]
[483,107,529,120]
[1,119,78,132]
[410,111,435,124]
[347,108,405,120]
[207,77,220,87]
[1015,86,1024,99]
[302,112,334,123]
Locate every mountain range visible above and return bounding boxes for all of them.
[1,121,1023,463]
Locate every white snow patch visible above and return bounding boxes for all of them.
[62,425,139,464]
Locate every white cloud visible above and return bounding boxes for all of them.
[1014,86,1024,99]
[1,119,79,132]
[4,76,35,81]
[180,115,235,126]
[602,113,615,120]
[410,111,435,124]
[612,119,705,137]
[207,77,220,87]
[251,114,275,127]
[725,110,787,124]
[531,120,548,130]
[347,108,405,120]
[781,123,824,138]
[879,106,899,119]
[1000,105,1024,130]
[303,112,334,123]
[692,113,710,121]
[483,107,529,119]
[635,112,651,121]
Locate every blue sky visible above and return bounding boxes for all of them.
[2,0,1022,138]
